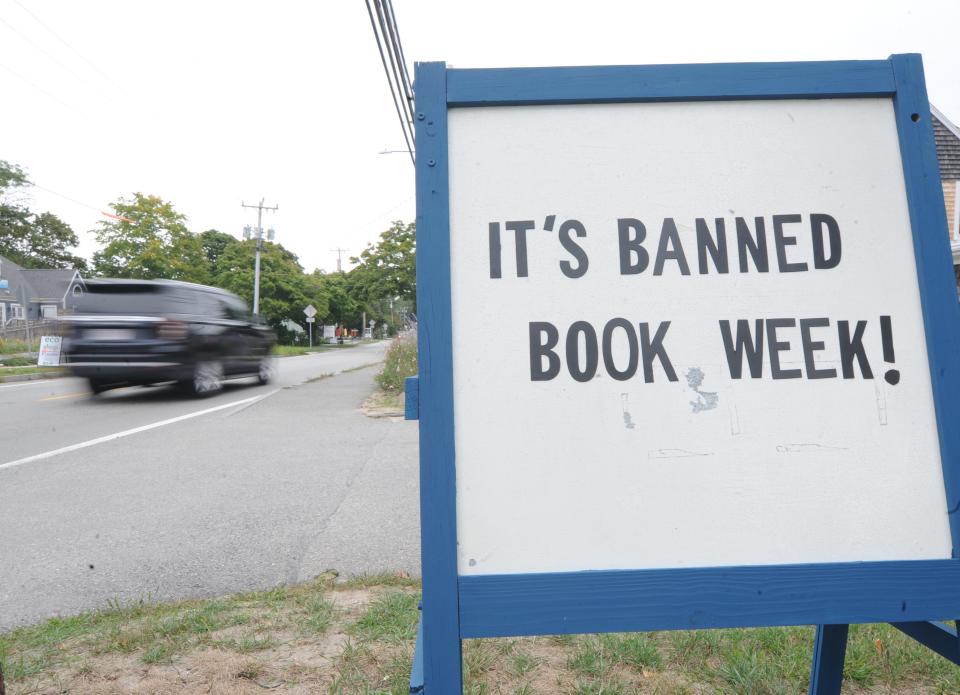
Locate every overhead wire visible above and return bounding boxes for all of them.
[373,0,414,137]
[11,0,128,97]
[364,0,415,166]
[0,15,91,88]
[383,0,414,128]
[0,61,78,113]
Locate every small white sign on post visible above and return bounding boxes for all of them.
[304,304,317,318]
[305,317,316,323]
[37,336,62,366]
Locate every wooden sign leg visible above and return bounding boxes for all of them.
[808,624,849,695]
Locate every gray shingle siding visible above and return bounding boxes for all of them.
[933,111,960,180]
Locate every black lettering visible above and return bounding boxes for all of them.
[559,219,589,278]
[529,322,560,381]
[719,319,764,378]
[811,213,842,270]
[654,218,691,276]
[735,217,769,273]
[696,217,728,274]
[838,320,873,379]
[488,222,502,279]
[772,214,807,273]
[566,321,598,383]
[638,321,678,383]
[617,218,649,275]
[602,318,639,381]
[766,318,802,379]
[800,318,837,379]
[505,220,534,277]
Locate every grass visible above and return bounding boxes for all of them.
[0,338,38,355]
[273,341,365,357]
[3,575,960,694]
[0,365,62,378]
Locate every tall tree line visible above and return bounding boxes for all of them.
[0,161,415,340]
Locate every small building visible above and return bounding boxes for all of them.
[932,106,960,269]
[0,254,85,325]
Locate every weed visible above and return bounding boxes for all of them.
[376,333,417,391]
[509,648,540,677]
[301,596,336,634]
[603,632,662,670]
[351,592,419,642]
[236,660,264,680]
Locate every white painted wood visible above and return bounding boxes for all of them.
[447,98,952,575]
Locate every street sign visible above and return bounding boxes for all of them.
[303,304,317,318]
[305,317,316,323]
[411,56,960,693]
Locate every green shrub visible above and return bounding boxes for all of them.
[376,332,417,392]
[1,356,34,367]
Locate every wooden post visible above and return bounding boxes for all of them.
[809,624,848,695]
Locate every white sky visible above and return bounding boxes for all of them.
[2,0,958,274]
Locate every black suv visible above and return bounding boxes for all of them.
[65,279,276,396]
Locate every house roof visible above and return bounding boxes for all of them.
[0,254,83,304]
[932,104,960,180]
[21,268,80,301]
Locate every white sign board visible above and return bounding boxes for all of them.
[448,98,950,576]
[304,304,317,318]
[306,317,316,323]
[37,336,62,366]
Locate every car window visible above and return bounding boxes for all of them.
[221,295,251,321]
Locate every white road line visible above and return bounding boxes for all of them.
[0,392,275,471]
[0,379,59,390]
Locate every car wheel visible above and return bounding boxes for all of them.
[256,356,274,385]
[186,359,224,397]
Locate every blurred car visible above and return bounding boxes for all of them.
[64,279,276,396]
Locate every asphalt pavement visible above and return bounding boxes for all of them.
[0,342,421,630]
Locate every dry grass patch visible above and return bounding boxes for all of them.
[4,573,960,694]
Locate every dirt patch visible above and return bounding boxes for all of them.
[361,389,404,419]
[3,576,956,694]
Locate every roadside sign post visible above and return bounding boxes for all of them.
[37,336,62,366]
[408,55,960,694]
[304,305,317,348]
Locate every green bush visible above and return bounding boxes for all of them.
[376,332,417,392]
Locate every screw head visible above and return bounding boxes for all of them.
[417,112,425,121]
[428,159,436,167]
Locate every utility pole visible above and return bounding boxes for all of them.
[330,247,347,273]
[242,198,278,314]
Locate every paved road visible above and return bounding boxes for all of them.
[0,343,420,630]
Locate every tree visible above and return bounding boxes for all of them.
[92,193,209,282]
[199,229,240,276]
[349,220,415,304]
[213,240,328,332]
[0,160,86,269]
[311,270,360,328]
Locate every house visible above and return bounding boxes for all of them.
[932,106,960,266]
[0,254,85,325]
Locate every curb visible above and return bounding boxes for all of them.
[0,370,66,384]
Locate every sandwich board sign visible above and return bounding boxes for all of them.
[407,55,960,693]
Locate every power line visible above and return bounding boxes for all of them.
[12,0,128,97]
[373,0,413,134]
[382,0,414,123]
[364,0,414,166]
[0,61,78,113]
[0,15,91,88]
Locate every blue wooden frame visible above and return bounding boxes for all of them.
[412,55,960,694]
